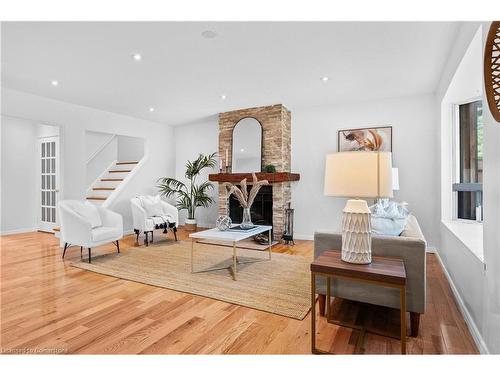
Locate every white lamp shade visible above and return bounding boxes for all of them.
[324,151,393,198]
[392,168,400,191]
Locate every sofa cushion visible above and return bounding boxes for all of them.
[73,201,102,229]
[401,214,426,242]
[139,195,164,217]
[91,226,122,242]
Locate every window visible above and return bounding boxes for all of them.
[453,100,483,221]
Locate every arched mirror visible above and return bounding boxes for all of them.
[232,117,262,173]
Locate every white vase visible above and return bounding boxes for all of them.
[341,199,372,264]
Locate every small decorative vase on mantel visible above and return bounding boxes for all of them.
[241,207,253,229]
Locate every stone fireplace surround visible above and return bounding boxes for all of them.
[213,104,294,240]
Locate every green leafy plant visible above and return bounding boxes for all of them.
[157,152,217,220]
[263,164,277,173]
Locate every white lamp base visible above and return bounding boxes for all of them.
[341,199,372,264]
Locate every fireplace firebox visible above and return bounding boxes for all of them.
[229,185,273,231]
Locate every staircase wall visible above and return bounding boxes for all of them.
[86,133,118,186]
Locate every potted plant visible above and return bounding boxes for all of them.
[157,153,217,231]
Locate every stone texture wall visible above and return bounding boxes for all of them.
[217,104,292,240]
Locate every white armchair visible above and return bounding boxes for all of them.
[131,195,178,246]
[58,200,123,263]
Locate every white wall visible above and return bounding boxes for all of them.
[435,21,500,354]
[0,116,38,233]
[117,135,145,162]
[37,123,60,138]
[481,59,500,354]
[291,95,439,246]
[173,118,219,227]
[172,95,439,249]
[86,132,118,186]
[479,22,500,355]
[1,88,175,233]
[85,131,115,161]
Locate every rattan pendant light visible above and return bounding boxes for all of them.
[484,21,500,122]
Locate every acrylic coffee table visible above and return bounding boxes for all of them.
[189,225,273,281]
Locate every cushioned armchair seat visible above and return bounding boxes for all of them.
[58,200,123,263]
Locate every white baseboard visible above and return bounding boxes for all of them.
[294,233,314,241]
[434,251,489,354]
[425,246,437,253]
[1,227,37,235]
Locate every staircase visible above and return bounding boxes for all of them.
[86,161,139,205]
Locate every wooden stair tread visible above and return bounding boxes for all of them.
[116,161,139,165]
[86,197,107,200]
[93,187,115,190]
[101,178,124,181]
[53,227,60,232]
[109,170,131,173]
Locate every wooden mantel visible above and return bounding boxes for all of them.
[208,172,300,184]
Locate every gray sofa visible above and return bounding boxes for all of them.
[314,214,426,337]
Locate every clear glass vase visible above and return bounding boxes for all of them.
[241,207,253,229]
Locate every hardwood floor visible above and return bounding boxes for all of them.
[0,228,478,354]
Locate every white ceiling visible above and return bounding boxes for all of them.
[1,22,460,126]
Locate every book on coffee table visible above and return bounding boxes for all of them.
[227,225,258,232]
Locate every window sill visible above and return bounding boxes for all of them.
[441,220,484,262]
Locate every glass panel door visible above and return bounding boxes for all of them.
[38,136,59,232]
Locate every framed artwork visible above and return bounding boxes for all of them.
[338,126,392,152]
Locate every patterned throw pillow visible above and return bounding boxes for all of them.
[369,199,410,236]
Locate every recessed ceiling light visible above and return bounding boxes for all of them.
[149,107,155,112]
[132,53,142,61]
[240,148,245,152]
[321,76,329,82]
[51,80,59,86]
[201,30,217,39]
[220,94,227,100]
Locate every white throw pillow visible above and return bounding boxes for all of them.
[73,201,102,229]
[369,199,409,237]
[139,195,164,217]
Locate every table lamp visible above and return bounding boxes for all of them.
[324,151,393,264]
[392,168,399,191]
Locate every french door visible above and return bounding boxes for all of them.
[38,136,59,232]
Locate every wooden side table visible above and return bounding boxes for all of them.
[311,250,407,354]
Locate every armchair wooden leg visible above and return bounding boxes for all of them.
[318,294,326,317]
[88,248,92,263]
[173,227,178,241]
[134,229,140,243]
[80,246,83,258]
[410,312,421,337]
[62,242,68,259]
[115,240,120,253]
[144,232,149,247]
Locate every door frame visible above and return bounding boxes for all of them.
[37,135,60,233]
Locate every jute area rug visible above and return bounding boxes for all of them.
[71,240,311,320]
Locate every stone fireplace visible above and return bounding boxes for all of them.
[208,104,298,241]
